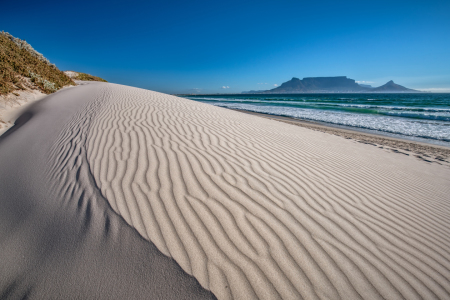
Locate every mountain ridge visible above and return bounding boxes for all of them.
[243,76,420,93]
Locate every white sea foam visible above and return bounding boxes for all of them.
[213,103,450,141]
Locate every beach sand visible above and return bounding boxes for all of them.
[1,82,449,299]
[0,89,46,135]
[230,109,450,167]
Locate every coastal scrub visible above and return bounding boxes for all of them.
[0,31,75,95]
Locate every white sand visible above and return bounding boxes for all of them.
[0,83,215,299]
[0,89,45,135]
[1,82,449,299]
[47,83,450,299]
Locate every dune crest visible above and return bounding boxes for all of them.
[55,83,450,299]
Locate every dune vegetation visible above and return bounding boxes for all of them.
[64,71,107,82]
[0,31,75,95]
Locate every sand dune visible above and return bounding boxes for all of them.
[0,89,46,135]
[2,82,449,299]
[44,83,450,299]
[0,83,215,299]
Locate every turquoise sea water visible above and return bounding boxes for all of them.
[184,94,450,146]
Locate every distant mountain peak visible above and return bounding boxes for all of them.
[372,80,417,92]
[242,77,419,94]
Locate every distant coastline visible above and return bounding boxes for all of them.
[176,91,438,97]
[177,92,431,96]
[177,76,431,95]
[243,76,420,94]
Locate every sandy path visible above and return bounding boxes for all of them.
[45,83,450,299]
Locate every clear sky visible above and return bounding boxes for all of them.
[1,0,449,93]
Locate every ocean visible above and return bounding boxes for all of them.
[183,93,450,147]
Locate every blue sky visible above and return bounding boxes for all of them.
[1,0,449,93]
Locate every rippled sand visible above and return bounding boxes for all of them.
[2,82,450,299]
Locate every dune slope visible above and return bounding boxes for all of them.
[0,83,216,300]
[49,83,449,299]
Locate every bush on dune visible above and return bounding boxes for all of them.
[72,72,107,82]
[0,31,75,95]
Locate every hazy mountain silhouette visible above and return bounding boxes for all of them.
[243,77,419,93]
[271,76,363,93]
[371,80,417,92]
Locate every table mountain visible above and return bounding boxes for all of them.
[243,77,419,93]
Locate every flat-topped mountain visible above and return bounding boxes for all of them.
[243,77,419,93]
[272,76,363,93]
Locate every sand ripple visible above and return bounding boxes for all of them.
[53,83,450,299]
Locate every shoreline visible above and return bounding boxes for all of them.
[229,108,450,167]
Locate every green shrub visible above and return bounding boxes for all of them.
[72,72,107,82]
[0,31,75,95]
